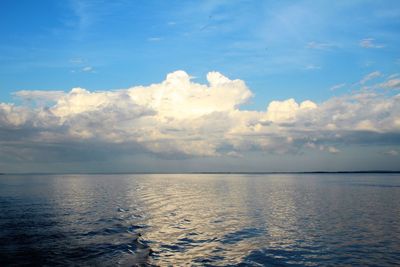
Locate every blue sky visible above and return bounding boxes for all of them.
[0,0,399,172]
[1,0,399,106]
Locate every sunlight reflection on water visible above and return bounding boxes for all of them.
[0,173,400,266]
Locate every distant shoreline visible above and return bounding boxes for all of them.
[1,171,400,175]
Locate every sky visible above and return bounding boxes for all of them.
[0,0,399,173]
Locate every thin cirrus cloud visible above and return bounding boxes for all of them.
[359,38,385,49]
[81,66,94,72]
[360,71,382,84]
[330,83,346,91]
[0,70,399,164]
[148,37,163,42]
[305,64,321,70]
[381,78,400,89]
[306,41,337,50]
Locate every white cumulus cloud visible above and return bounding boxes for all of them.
[0,70,399,163]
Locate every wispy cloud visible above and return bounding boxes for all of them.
[359,38,385,48]
[380,78,400,89]
[305,64,321,70]
[69,57,85,64]
[330,83,346,91]
[387,73,399,79]
[67,0,127,37]
[148,37,163,42]
[70,66,95,73]
[68,57,94,73]
[69,0,94,31]
[306,41,337,50]
[360,71,382,84]
[82,66,94,72]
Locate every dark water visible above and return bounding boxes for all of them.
[0,174,400,266]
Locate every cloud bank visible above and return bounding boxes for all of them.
[1,71,399,165]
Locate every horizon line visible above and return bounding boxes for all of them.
[1,170,400,175]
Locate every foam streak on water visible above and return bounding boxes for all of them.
[0,174,400,266]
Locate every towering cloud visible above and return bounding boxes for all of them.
[0,71,399,164]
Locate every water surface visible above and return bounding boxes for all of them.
[0,173,399,266]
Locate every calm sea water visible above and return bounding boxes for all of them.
[0,173,399,266]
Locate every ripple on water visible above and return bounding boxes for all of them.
[1,173,400,266]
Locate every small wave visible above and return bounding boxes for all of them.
[220,227,265,244]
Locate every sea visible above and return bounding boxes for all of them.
[0,173,399,266]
